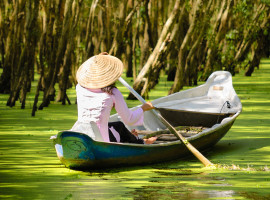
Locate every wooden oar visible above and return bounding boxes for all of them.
[119,77,214,167]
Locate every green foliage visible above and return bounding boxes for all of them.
[234,0,253,18]
[263,28,269,36]
[184,0,192,12]
[261,0,270,5]
[225,29,239,41]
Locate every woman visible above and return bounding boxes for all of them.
[71,53,157,144]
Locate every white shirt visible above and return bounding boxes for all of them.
[76,84,144,142]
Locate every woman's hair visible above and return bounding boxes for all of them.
[101,83,116,95]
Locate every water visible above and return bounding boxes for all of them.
[1,63,270,199]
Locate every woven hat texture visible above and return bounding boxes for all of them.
[76,55,124,89]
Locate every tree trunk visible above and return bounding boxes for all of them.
[235,4,268,63]
[169,0,203,94]
[200,0,229,80]
[139,0,153,70]
[84,0,99,60]
[0,1,21,95]
[109,0,141,58]
[166,3,189,82]
[141,33,172,98]
[109,1,127,57]
[245,10,270,76]
[184,0,213,86]
[57,0,81,104]
[6,0,40,108]
[39,0,69,110]
[128,0,181,99]
[132,9,140,80]
[20,0,39,109]
[124,0,134,78]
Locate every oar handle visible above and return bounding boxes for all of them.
[119,77,146,104]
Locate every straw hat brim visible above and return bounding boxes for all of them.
[76,55,124,89]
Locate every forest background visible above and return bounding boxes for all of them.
[0,0,270,116]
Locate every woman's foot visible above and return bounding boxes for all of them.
[143,137,157,144]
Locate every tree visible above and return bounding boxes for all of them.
[1,0,39,108]
[128,0,181,99]
[0,0,270,115]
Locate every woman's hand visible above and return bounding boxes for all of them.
[132,129,157,144]
[141,101,154,112]
[131,129,138,137]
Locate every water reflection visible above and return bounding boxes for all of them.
[204,190,235,199]
[125,168,238,200]
[129,186,236,200]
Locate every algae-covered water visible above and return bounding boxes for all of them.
[1,61,270,200]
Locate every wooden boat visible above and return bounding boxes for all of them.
[51,71,242,169]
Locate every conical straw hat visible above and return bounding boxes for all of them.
[76,55,124,89]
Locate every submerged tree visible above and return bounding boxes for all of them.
[0,0,39,108]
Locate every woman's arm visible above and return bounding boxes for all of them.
[112,88,153,126]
